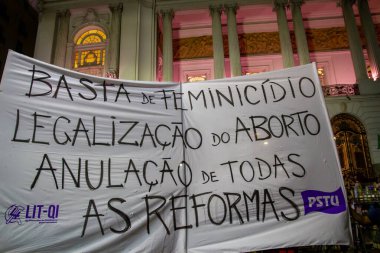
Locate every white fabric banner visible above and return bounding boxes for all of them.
[183,67,351,252]
[0,51,350,252]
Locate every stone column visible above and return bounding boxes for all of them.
[357,0,380,81]
[161,9,174,81]
[34,10,57,63]
[274,0,294,68]
[108,3,123,77]
[339,0,368,82]
[64,42,74,68]
[290,0,310,65]
[119,0,139,80]
[138,0,157,81]
[53,10,70,67]
[225,4,241,77]
[210,5,225,79]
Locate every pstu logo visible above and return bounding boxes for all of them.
[301,188,346,215]
[4,204,60,225]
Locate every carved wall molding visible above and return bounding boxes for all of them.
[70,8,111,43]
[173,25,380,60]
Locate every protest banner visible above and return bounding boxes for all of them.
[182,66,351,252]
[0,51,350,252]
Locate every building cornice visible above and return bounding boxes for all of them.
[38,0,357,12]
[325,94,380,103]
[40,0,153,11]
[156,0,270,11]
[156,0,338,11]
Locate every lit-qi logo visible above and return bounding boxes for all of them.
[4,204,60,225]
[5,205,24,224]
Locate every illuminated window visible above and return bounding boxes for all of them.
[73,28,107,76]
[187,75,207,82]
[76,30,106,45]
[317,67,326,85]
[242,66,269,76]
[367,65,371,77]
[244,71,258,75]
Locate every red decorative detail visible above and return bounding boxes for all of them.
[106,70,118,79]
[157,55,163,82]
[322,84,359,97]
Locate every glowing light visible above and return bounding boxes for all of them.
[317,67,326,85]
[367,65,378,81]
[187,75,207,83]
[76,29,106,45]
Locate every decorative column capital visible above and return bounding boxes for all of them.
[109,3,123,13]
[337,0,356,7]
[209,5,223,16]
[224,4,239,14]
[290,0,304,8]
[160,9,174,20]
[36,0,44,14]
[273,0,288,10]
[56,9,71,18]
[356,0,369,7]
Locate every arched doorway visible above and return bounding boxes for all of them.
[331,113,374,183]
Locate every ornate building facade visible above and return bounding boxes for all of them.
[32,0,380,179]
